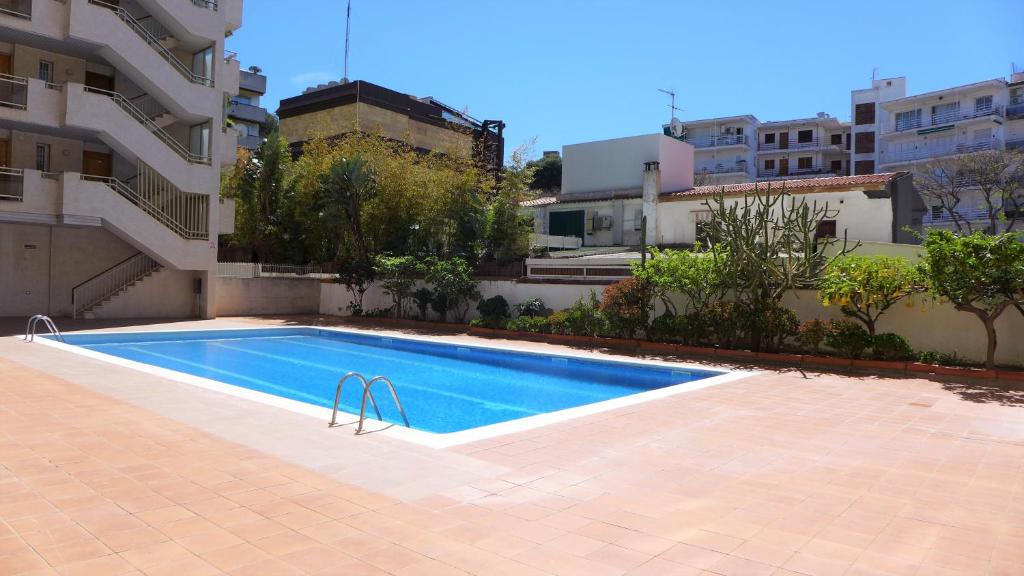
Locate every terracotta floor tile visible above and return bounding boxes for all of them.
[199,542,271,572]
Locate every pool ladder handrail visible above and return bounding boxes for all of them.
[328,371,410,433]
[24,315,64,343]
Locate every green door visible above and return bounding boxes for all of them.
[549,210,585,241]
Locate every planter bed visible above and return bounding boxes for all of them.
[343,316,468,332]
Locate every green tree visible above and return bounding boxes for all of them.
[426,258,480,322]
[485,146,534,263]
[819,255,926,336]
[223,132,292,262]
[632,246,730,316]
[375,255,421,319]
[920,230,1024,369]
[526,153,561,194]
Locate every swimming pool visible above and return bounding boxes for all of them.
[51,327,736,438]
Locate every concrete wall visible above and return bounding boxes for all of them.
[562,134,693,195]
[90,268,200,319]
[216,277,321,316]
[320,280,1024,365]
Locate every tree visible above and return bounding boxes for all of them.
[425,258,479,322]
[485,146,534,263]
[526,153,561,194]
[376,255,421,319]
[223,132,292,262]
[703,184,855,350]
[819,255,926,336]
[915,150,1024,234]
[631,246,730,316]
[920,230,1024,369]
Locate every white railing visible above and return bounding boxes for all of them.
[84,86,210,164]
[530,233,582,250]
[129,93,169,120]
[697,163,748,175]
[887,106,1004,133]
[0,0,31,19]
[686,134,748,148]
[0,72,28,110]
[218,262,337,278]
[757,165,846,179]
[72,252,160,318]
[922,207,998,227]
[83,169,209,240]
[0,167,24,201]
[882,139,1002,164]
[88,0,214,87]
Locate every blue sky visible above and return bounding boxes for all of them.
[229,0,1023,161]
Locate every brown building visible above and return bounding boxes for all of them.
[277,79,504,177]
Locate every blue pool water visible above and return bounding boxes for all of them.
[58,328,723,434]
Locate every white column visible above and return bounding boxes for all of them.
[642,161,661,245]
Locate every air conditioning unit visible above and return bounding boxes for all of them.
[594,215,613,231]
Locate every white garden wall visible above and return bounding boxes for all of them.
[216,277,321,316]
[320,281,1024,366]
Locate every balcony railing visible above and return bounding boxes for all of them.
[83,173,209,240]
[192,0,218,10]
[923,207,999,226]
[881,139,1002,164]
[685,134,748,148]
[0,73,28,110]
[696,164,748,175]
[228,101,268,123]
[1007,138,1024,151]
[757,166,846,179]
[887,105,1004,133]
[1007,104,1024,120]
[0,167,24,201]
[757,137,842,151]
[0,0,31,19]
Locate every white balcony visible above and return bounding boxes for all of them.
[879,139,1002,165]
[883,105,1004,135]
[685,134,748,149]
[696,163,749,176]
[757,165,847,180]
[757,137,845,153]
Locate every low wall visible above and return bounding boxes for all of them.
[320,281,1024,366]
[217,277,322,316]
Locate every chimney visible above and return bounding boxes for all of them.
[642,161,661,245]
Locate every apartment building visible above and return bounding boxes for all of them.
[756,114,850,180]
[0,0,243,319]
[664,115,757,184]
[277,79,505,178]
[227,62,267,149]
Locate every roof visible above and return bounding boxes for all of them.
[880,78,1006,106]
[759,115,843,127]
[661,173,905,201]
[665,114,760,127]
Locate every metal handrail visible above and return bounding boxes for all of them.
[0,167,25,201]
[328,371,381,427]
[357,376,409,434]
[83,86,210,164]
[24,315,64,343]
[0,72,29,110]
[82,174,209,240]
[882,139,1002,163]
[72,252,160,318]
[685,134,748,149]
[87,0,214,87]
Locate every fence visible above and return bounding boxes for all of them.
[217,262,337,278]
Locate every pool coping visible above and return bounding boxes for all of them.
[28,325,757,449]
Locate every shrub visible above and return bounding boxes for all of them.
[426,258,480,322]
[375,254,421,318]
[819,255,925,336]
[477,295,510,320]
[515,297,550,318]
[796,319,829,354]
[599,278,651,339]
[549,294,607,337]
[917,350,968,367]
[824,320,873,358]
[649,313,686,343]
[743,301,798,353]
[679,310,714,346]
[871,333,914,361]
[705,301,745,349]
[411,287,433,321]
[469,316,507,329]
[505,315,550,333]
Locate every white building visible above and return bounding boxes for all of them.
[663,115,758,184]
[0,0,243,319]
[755,114,850,180]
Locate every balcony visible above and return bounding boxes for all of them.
[685,134,747,149]
[0,167,24,201]
[757,165,847,180]
[239,70,267,94]
[0,0,31,19]
[1007,138,1024,151]
[696,163,748,175]
[880,139,1002,165]
[228,101,267,124]
[923,207,1000,227]
[885,105,1004,134]
[0,73,27,110]
[757,137,843,152]
[237,134,262,149]
[1007,103,1024,120]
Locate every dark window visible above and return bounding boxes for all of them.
[735,127,744,135]
[764,133,776,144]
[830,160,843,174]
[931,205,943,219]
[816,220,837,239]
[854,160,875,175]
[854,103,876,125]
[854,132,875,154]
[764,159,775,170]
[797,157,813,170]
[831,134,843,145]
[797,130,813,143]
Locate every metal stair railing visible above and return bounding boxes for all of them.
[329,372,410,433]
[24,315,64,342]
[81,174,209,240]
[72,253,161,318]
[87,0,214,87]
[83,85,210,165]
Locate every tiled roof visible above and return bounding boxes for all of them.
[520,196,558,207]
[660,172,906,201]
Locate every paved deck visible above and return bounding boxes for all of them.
[1,317,1022,575]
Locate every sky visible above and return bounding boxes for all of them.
[228,0,1023,161]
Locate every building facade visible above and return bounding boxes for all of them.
[277,79,505,178]
[664,115,758,184]
[0,0,243,319]
[227,63,267,149]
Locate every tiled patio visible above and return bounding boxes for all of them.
[1,317,1022,575]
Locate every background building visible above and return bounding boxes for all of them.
[227,63,268,149]
[0,0,243,319]
[277,79,504,178]
[664,115,758,184]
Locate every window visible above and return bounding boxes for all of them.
[854,160,875,175]
[830,134,843,145]
[764,159,775,170]
[231,95,252,105]
[931,101,959,124]
[764,133,776,144]
[189,122,210,159]
[830,160,844,174]
[931,205,943,219]
[797,157,813,170]
[1012,87,1024,106]
[797,129,813,144]
[854,103,876,125]
[975,95,993,113]
[815,220,837,240]
[895,109,922,131]
[35,143,50,171]
[855,131,875,154]
[38,60,53,83]
[735,127,744,135]
[192,47,213,83]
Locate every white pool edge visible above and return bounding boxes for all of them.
[28,326,758,449]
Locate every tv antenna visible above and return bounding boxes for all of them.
[343,0,352,82]
[658,88,683,121]
[871,67,878,81]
